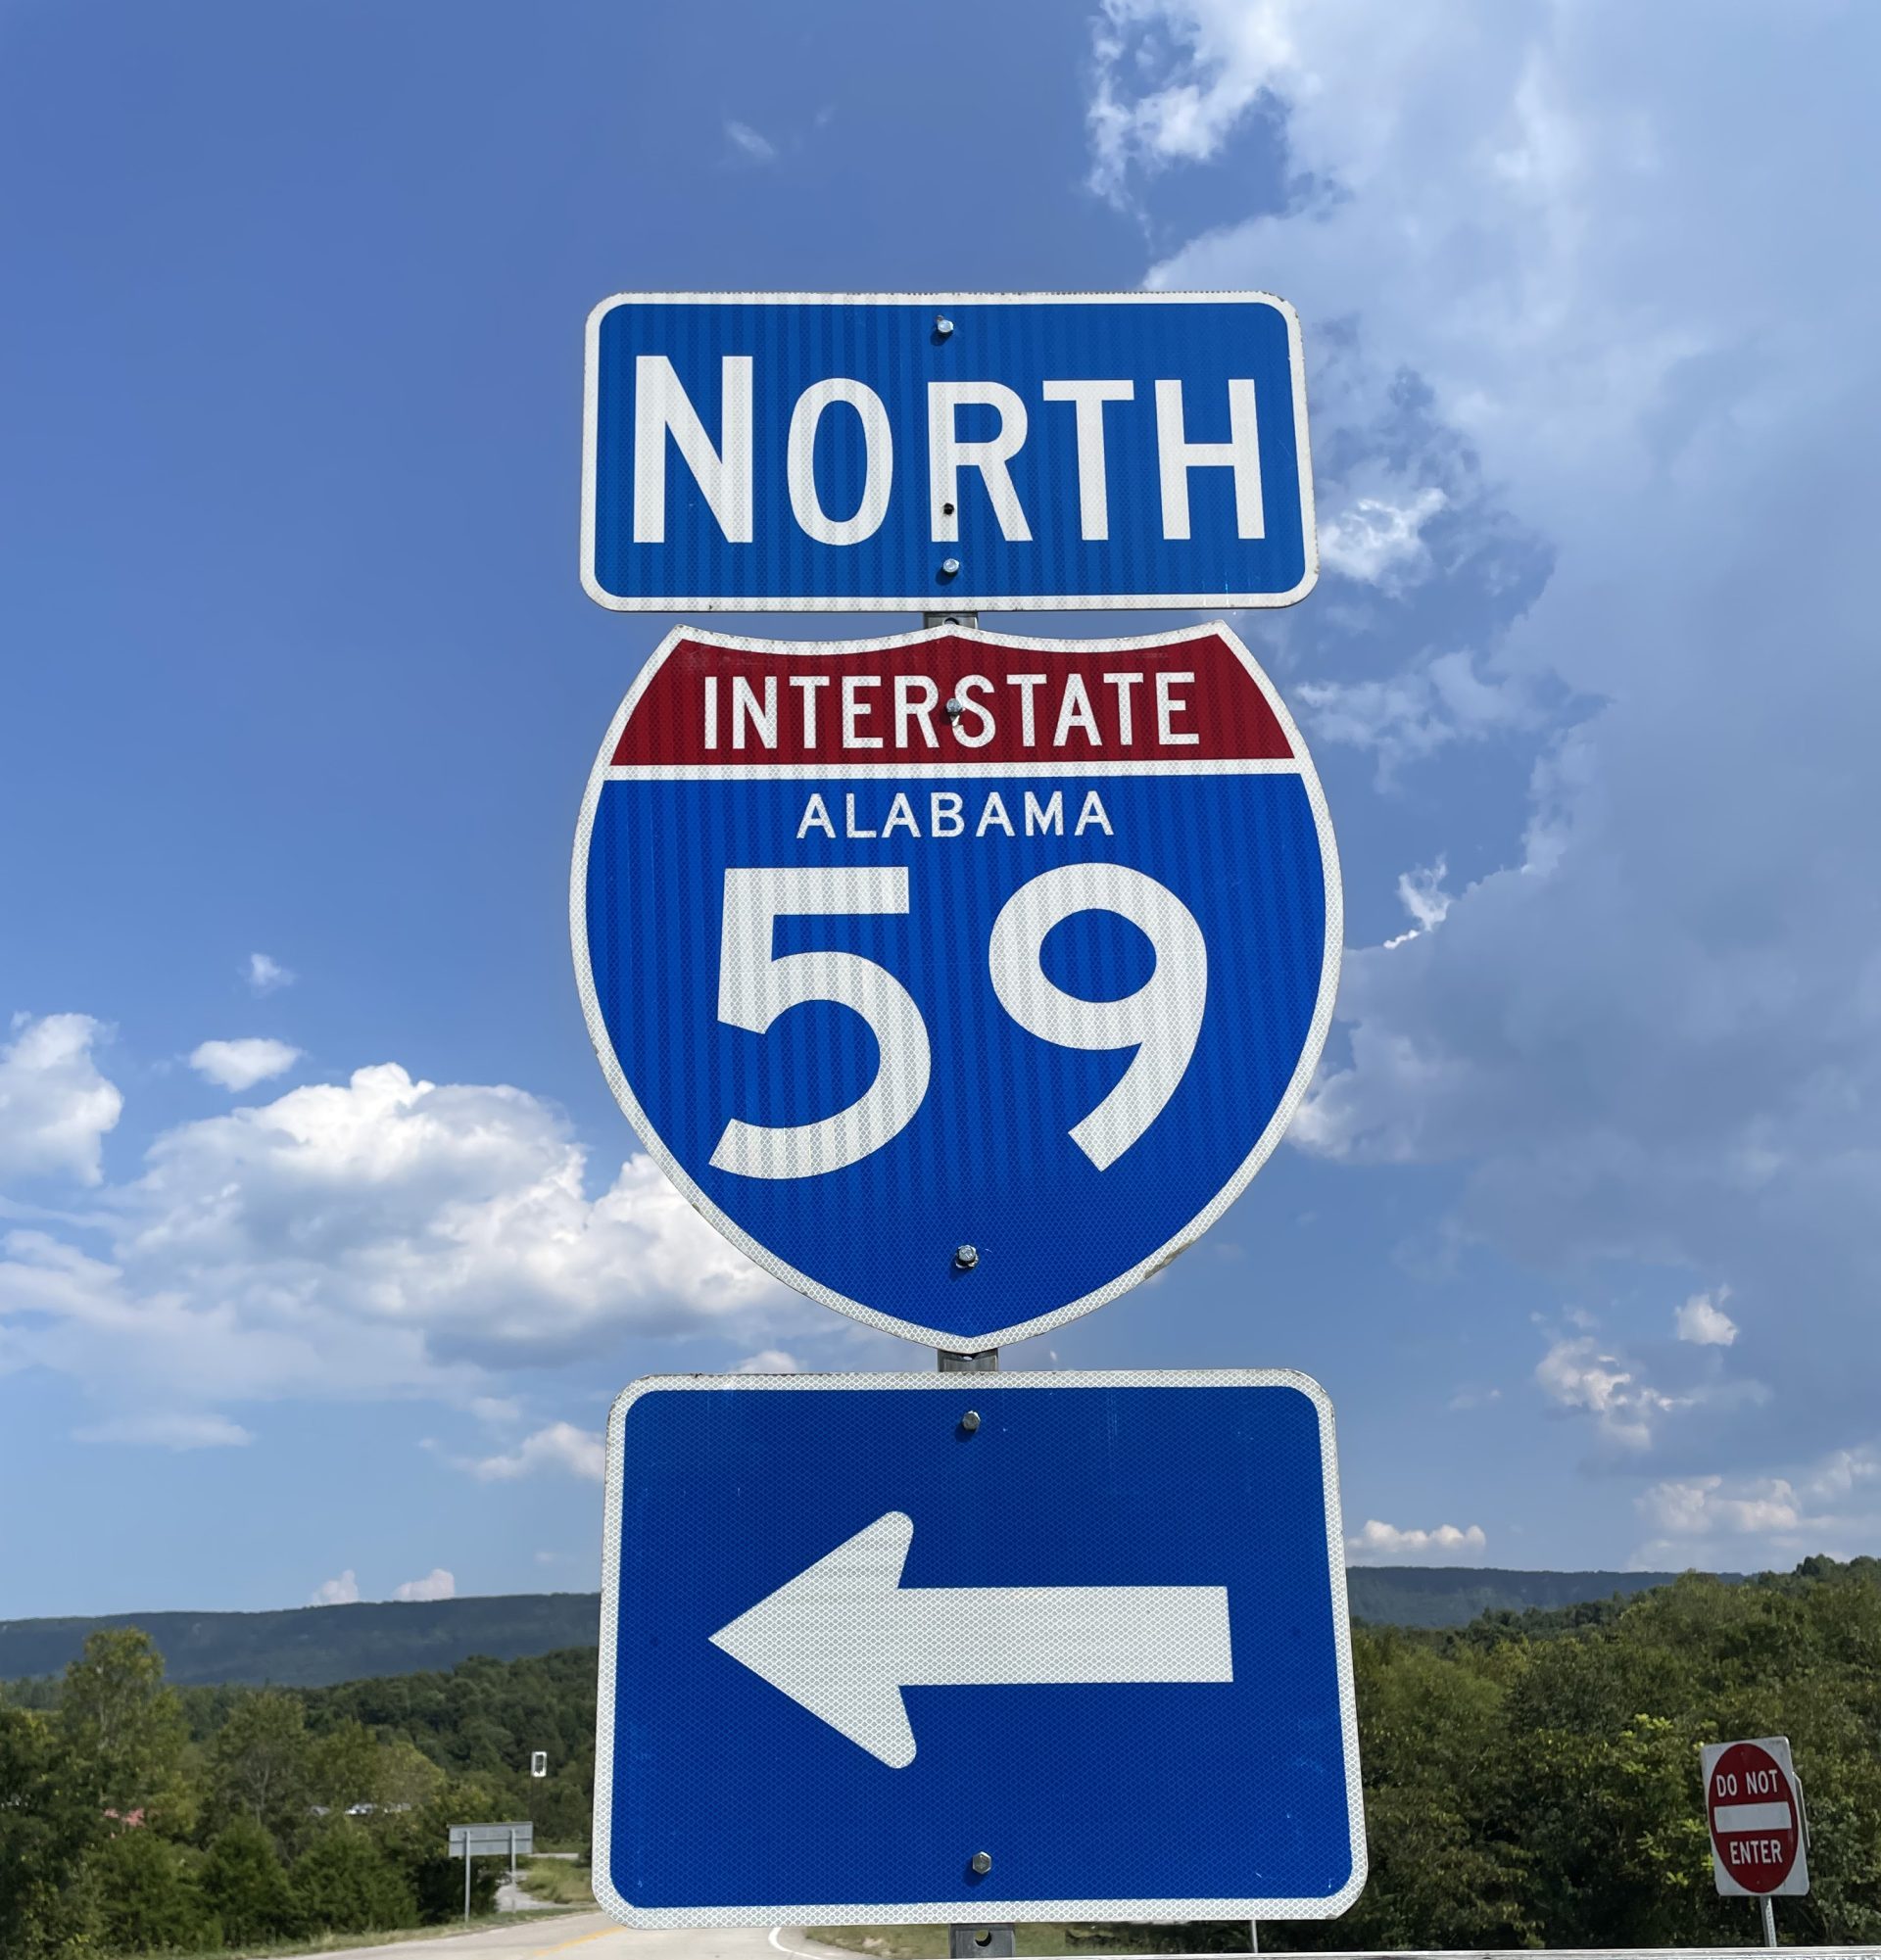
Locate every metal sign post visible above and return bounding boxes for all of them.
[449,1824,534,1922]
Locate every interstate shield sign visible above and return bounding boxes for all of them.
[571,621,1340,1351]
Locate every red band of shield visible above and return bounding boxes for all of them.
[610,628,1296,769]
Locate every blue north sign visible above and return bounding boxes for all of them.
[591,1370,1366,1927]
[580,292,1316,612]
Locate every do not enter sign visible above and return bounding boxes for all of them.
[1703,1738,1809,1897]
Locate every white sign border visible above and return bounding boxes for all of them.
[569,618,1343,1355]
[580,289,1318,613]
[591,1366,1367,1929]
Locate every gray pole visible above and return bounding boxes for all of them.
[939,1343,1013,1960]
[1760,1895,1776,1947]
[463,1847,472,1924]
[510,1826,518,1885]
[1249,1921,1259,1953]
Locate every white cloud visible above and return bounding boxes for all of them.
[1535,1334,1683,1453]
[1804,1447,1881,1504]
[1085,2,1881,1474]
[0,1014,123,1187]
[1635,1444,1881,1566]
[724,120,777,164]
[1320,487,1447,588]
[1381,858,1454,950]
[470,1420,603,1484]
[392,1568,455,1603]
[311,1569,361,1606]
[189,1038,303,1092]
[734,1348,799,1373]
[1346,1519,1487,1564]
[1639,1475,1798,1542]
[73,1410,253,1449]
[0,1060,796,1421]
[1675,1289,1737,1347]
[244,954,294,995]
[1293,653,1545,784]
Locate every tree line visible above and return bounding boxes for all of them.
[0,1634,594,1956]
[6,1558,1881,1954]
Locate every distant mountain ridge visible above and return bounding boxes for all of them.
[0,1568,1703,1688]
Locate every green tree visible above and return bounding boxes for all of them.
[0,1703,101,1960]
[80,1827,217,1954]
[201,1817,302,1944]
[59,1630,191,1833]
[291,1821,417,1934]
[374,1737,447,1814]
[374,1789,502,1924]
[308,1718,380,1818]
[209,1690,311,1844]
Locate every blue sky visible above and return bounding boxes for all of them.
[3,0,1877,1617]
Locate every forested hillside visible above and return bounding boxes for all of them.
[0,1593,603,1689]
[5,1558,1880,1956]
[0,1568,1695,1687]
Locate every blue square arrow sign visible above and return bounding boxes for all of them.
[593,1370,1366,1927]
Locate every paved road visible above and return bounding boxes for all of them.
[333,1913,856,1960]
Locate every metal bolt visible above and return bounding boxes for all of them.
[960,1410,981,1434]
[940,557,961,578]
[936,314,955,338]
[953,1243,979,1270]
[944,697,964,721]
[970,1852,992,1877]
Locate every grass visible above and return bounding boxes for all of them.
[163,1905,587,1960]
[516,1856,598,1907]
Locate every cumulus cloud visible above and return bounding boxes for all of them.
[0,1060,795,1424]
[1294,652,1549,780]
[1346,1519,1487,1564]
[73,1411,253,1449]
[1320,487,1447,589]
[189,1038,303,1093]
[1633,1447,1881,1566]
[1536,1335,1684,1454]
[1675,1289,1738,1347]
[1087,2,1881,1475]
[0,1014,123,1187]
[311,1570,361,1606]
[244,954,293,995]
[471,1420,604,1483]
[392,1568,455,1603]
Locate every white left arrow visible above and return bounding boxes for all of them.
[709,1510,1232,1768]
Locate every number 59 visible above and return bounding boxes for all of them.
[709,864,1206,1180]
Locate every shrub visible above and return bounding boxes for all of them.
[82,1828,217,1955]
[201,1818,300,1944]
[290,1821,416,1934]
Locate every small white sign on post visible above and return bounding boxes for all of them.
[530,1749,548,1779]
[448,1823,534,1921]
